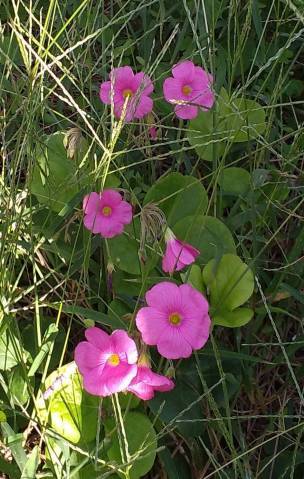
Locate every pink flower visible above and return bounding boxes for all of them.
[99,66,153,122]
[74,327,138,397]
[148,126,158,140]
[136,282,210,359]
[163,60,214,120]
[83,189,132,238]
[127,365,174,400]
[162,229,200,273]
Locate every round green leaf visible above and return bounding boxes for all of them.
[188,88,266,161]
[203,254,254,311]
[31,132,89,212]
[105,412,157,479]
[212,307,254,327]
[37,363,99,444]
[218,167,251,196]
[144,173,208,225]
[174,215,236,264]
[108,227,141,275]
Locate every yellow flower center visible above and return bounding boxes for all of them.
[182,85,192,95]
[102,206,112,216]
[123,89,133,98]
[169,312,182,326]
[108,354,120,366]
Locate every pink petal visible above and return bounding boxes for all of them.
[82,362,137,396]
[100,189,122,207]
[111,330,138,364]
[162,243,180,273]
[163,77,183,103]
[83,192,100,215]
[192,67,212,87]
[74,342,107,375]
[157,328,193,359]
[174,104,198,120]
[110,66,135,88]
[116,200,133,224]
[114,101,135,122]
[170,240,199,267]
[97,216,125,238]
[134,95,153,118]
[179,284,209,316]
[180,314,211,350]
[145,281,182,312]
[99,81,112,105]
[133,72,154,95]
[85,327,111,351]
[172,60,195,80]
[162,239,199,273]
[135,307,168,345]
[128,381,154,400]
[83,212,106,234]
[195,90,215,110]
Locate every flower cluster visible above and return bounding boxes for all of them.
[76,186,211,401]
[75,58,214,401]
[99,60,214,121]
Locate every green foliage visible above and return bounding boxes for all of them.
[37,364,99,444]
[188,88,266,161]
[30,132,90,213]
[203,254,254,327]
[144,173,208,225]
[174,215,236,264]
[218,167,251,196]
[105,412,157,479]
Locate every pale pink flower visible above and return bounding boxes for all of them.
[163,60,214,120]
[128,365,174,400]
[83,189,132,238]
[99,66,153,122]
[136,282,210,359]
[74,327,138,397]
[162,228,200,273]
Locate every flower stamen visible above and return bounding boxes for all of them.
[108,354,120,366]
[182,85,192,95]
[102,206,112,216]
[169,312,182,326]
[123,89,133,98]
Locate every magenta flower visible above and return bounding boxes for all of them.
[128,365,174,400]
[74,327,138,397]
[136,282,211,359]
[99,66,153,122]
[83,189,132,238]
[163,60,214,120]
[148,126,158,140]
[162,228,200,273]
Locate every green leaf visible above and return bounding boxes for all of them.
[9,366,31,405]
[174,216,236,264]
[181,264,204,293]
[21,446,40,479]
[37,363,99,445]
[144,173,208,225]
[203,254,254,311]
[212,307,254,328]
[1,422,27,471]
[188,88,266,161]
[30,132,89,212]
[105,412,157,479]
[218,167,251,196]
[108,226,141,275]
[203,254,255,327]
[0,330,28,370]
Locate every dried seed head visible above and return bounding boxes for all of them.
[63,127,83,159]
[139,203,167,255]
